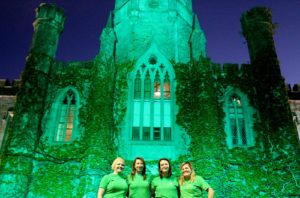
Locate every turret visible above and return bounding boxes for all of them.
[241,7,280,73]
[29,3,65,72]
[241,7,293,132]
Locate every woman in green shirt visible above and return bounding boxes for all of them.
[127,157,151,198]
[151,158,180,198]
[179,161,214,198]
[98,157,128,198]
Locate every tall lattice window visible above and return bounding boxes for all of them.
[132,57,173,142]
[134,71,141,99]
[228,94,247,146]
[55,89,76,142]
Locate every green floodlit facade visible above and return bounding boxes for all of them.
[0,0,300,197]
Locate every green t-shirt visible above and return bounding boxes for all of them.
[179,175,211,198]
[151,176,179,198]
[127,174,151,198]
[99,173,128,198]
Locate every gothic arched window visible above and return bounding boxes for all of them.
[55,89,76,142]
[228,94,247,146]
[224,90,254,148]
[131,57,173,142]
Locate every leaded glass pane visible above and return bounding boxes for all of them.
[132,127,140,140]
[134,71,142,99]
[144,71,151,99]
[154,71,161,99]
[164,127,171,141]
[153,127,161,141]
[143,127,150,140]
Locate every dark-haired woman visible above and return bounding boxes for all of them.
[151,158,179,198]
[179,161,214,198]
[127,157,151,198]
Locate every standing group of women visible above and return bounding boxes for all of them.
[97,157,214,198]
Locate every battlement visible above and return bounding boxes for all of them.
[0,79,21,95]
[217,63,252,77]
[287,84,300,100]
[34,3,65,31]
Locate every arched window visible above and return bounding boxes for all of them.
[55,89,76,142]
[229,94,247,146]
[224,90,254,148]
[131,55,173,142]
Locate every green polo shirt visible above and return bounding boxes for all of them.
[99,173,128,198]
[127,174,151,198]
[151,176,179,198]
[179,175,211,198]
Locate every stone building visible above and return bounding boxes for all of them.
[0,1,299,197]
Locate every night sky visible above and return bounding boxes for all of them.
[0,0,299,85]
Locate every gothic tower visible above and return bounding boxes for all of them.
[99,0,207,159]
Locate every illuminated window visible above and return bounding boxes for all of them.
[55,89,76,142]
[154,71,161,99]
[164,72,170,99]
[131,57,173,142]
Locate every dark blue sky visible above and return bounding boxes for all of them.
[1,0,299,85]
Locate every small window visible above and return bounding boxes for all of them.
[153,127,161,140]
[143,127,150,140]
[132,127,140,140]
[149,0,159,8]
[164,127,171,141]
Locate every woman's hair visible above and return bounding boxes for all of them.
[158,158,172,178]
[111,157,125,171]
[179,161,196,185]
[130,157,147,180]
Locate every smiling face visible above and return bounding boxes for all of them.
[181,163,192,179]
[160,160,170,175]
[112,158,125,174]
[134,159,144,174]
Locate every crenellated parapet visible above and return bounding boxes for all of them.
[287,84,300,100]
[0,79,21,95]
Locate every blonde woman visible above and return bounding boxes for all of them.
[179,162,214,198]
[98,157,128,198]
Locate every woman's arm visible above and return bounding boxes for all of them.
[97,188,105,198]
[207,187,214,198]
[177,186,180,198]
